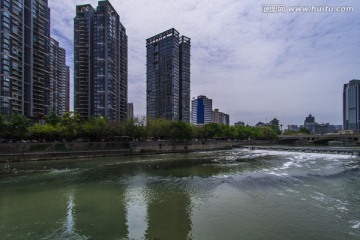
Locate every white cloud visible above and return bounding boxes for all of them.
[49,0,360,126]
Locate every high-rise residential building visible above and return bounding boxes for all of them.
[146,28,191,122]
[213,109,230,125]
[0,0,52,118]
[179,36,191,122]
[343,79,360,131]
[74,4,94,118]
[191,95,213,125]
[127,102,133,119]
[304,114,316,134]
[49,38,68,115]
[65,66,70,112]
[74,0,128,120]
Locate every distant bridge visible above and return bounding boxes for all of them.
[277,134,360,144]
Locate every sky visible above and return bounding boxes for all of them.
[48,0,360,127]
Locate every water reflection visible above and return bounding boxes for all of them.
[125,175,148,240]
[145,184,192,240]
[0,149,359,240]
[74,184,128,239]
[65,190,75,235]
[62,176,193,240]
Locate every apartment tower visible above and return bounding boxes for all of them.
[146,28,191,122]
[0,0,53,118]
[49,38,68,115]
[343,79,360,131]
[74,0,128,120]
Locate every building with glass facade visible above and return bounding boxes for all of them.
[49,38,68,115]
[0,0,56,119]
[65,66,70,112]
[146,28,191,122]
[343,79,360,131]
[191,95,213,125]
[74,0,128,120]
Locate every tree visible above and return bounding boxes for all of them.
[271,125,281,135]
[201,123,223,139]
[169,120,193,141]
[299,128,310,134]
[62,112,81,141]
[259,127,278,140]
[0,114,8,139]
[28,123,65,142]
[221,125,237,140]
[147,118,172,140]
[81,116,108,141]
[283,130,298,135]
[7,114,31,140]
[46,112,62,126]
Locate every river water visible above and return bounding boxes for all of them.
[0,148,359,240]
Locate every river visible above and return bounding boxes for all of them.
[0,148,359,240]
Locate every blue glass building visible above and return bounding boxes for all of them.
[191,95,213,125]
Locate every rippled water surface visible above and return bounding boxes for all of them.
[0,148,359,240]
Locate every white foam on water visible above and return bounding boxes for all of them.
[267,171,288,177]
[246,149,357,161]
[350,221,360,229]
[49,169,74,174]
[336,206,349,212]
[286,188,299,193]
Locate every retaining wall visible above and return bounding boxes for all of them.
[0,140,241,162]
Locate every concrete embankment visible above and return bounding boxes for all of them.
[0,140,241,162]
[241,145,360,156]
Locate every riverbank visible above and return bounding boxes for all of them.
[0,140,247,162]
[1,140,360,162]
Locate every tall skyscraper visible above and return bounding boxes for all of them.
[74,0,128,120]
[65,66,70,112]
[0,0,52,118]
[49,38,68,115]
[191,95,213,125]
[146,28,191,122]
[343,79,360,131]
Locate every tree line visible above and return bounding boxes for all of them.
[0,112,279,142]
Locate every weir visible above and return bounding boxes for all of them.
[242,145,360,156]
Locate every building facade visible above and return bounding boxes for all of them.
[0,0,53,118]
[74,0,128,120]
[234,121,245,126]
[213,109,230,125]
[287,125,299,131]
[146,28,191,122]
[65,66,70,112]
[49,38,68,115]
[191,95,213,125]
[343,80,360,131]
[304,114,316,134]
[127,102,133,119]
